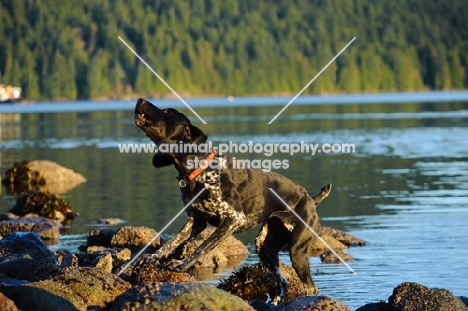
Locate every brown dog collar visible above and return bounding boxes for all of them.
[179,149,218,188]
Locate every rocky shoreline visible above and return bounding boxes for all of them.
[0,219,466,311]
[1,160,466,310]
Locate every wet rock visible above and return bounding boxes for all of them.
[1,160,86,195]
[54,266,131,308]
[309,226,365,255]
[0,232,60,281]
[319,250,354,264]
[0,215,59,244]
[0,292,20,311]
[320,227,366,247]
[176,226,248,269]
[309,234,346,255]
[126,254,196,285]
[96,217,124,225]
[218,262,309,303]
[388,282,466,311]
[84,226,160,252]
[250,295,350,311]
[1,279,88,311]
[108,282,254,311]
[76,246,131,273]
[9,191,77,225]
[1,267,131,311]
[92,252,113,273]
[111,226,161,251]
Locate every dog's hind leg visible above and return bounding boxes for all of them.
[256,217,290,305]
[289,223,319,296]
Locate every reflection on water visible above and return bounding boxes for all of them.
[0,97,467,308]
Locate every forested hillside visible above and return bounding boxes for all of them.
[0,0,467,100]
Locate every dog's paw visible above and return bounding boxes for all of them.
[142,253,162,266]
[164,259,186,271]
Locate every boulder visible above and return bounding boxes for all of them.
[388,282,466,311]
[319,250,354,264]
[76,246,131,273]
[0,215,59,244]
[126,254,196,285]
[1,267,131,311]
[1,160,86,195]
[319,227,366,247]
[175,226,248,269]
[85,226,160,252]
[111,226,161,251]
[0,232,60,281]
[108,282,254,311]
[218,262,310,303]
[9,191,77,225]
[96,217,124,225]
[309,226,365,255]
[356,282,466,311]
[250,295,351,311]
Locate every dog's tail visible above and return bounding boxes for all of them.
[313,183,332,206]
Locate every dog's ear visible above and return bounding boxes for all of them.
[183,124,207,144]
[152,153,174,168]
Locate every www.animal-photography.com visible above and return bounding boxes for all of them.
[0,1,467,310]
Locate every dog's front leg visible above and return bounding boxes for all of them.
[152,216,206,262]
[166,216,242,271]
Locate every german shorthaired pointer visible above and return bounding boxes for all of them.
[134,98,331,304]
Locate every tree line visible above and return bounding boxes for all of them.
[0,0,466,100]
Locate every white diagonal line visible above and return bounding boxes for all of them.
[118,36,207,124]
[117,188,206,276]
[268,37,356,124]
[268,188,357,275]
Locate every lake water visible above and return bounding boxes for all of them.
[1,92,467,309]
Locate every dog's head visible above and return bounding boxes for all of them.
[134,98,207,168]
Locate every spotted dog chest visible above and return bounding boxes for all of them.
[180,170,245,226]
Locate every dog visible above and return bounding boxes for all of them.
[134,98,331,304]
